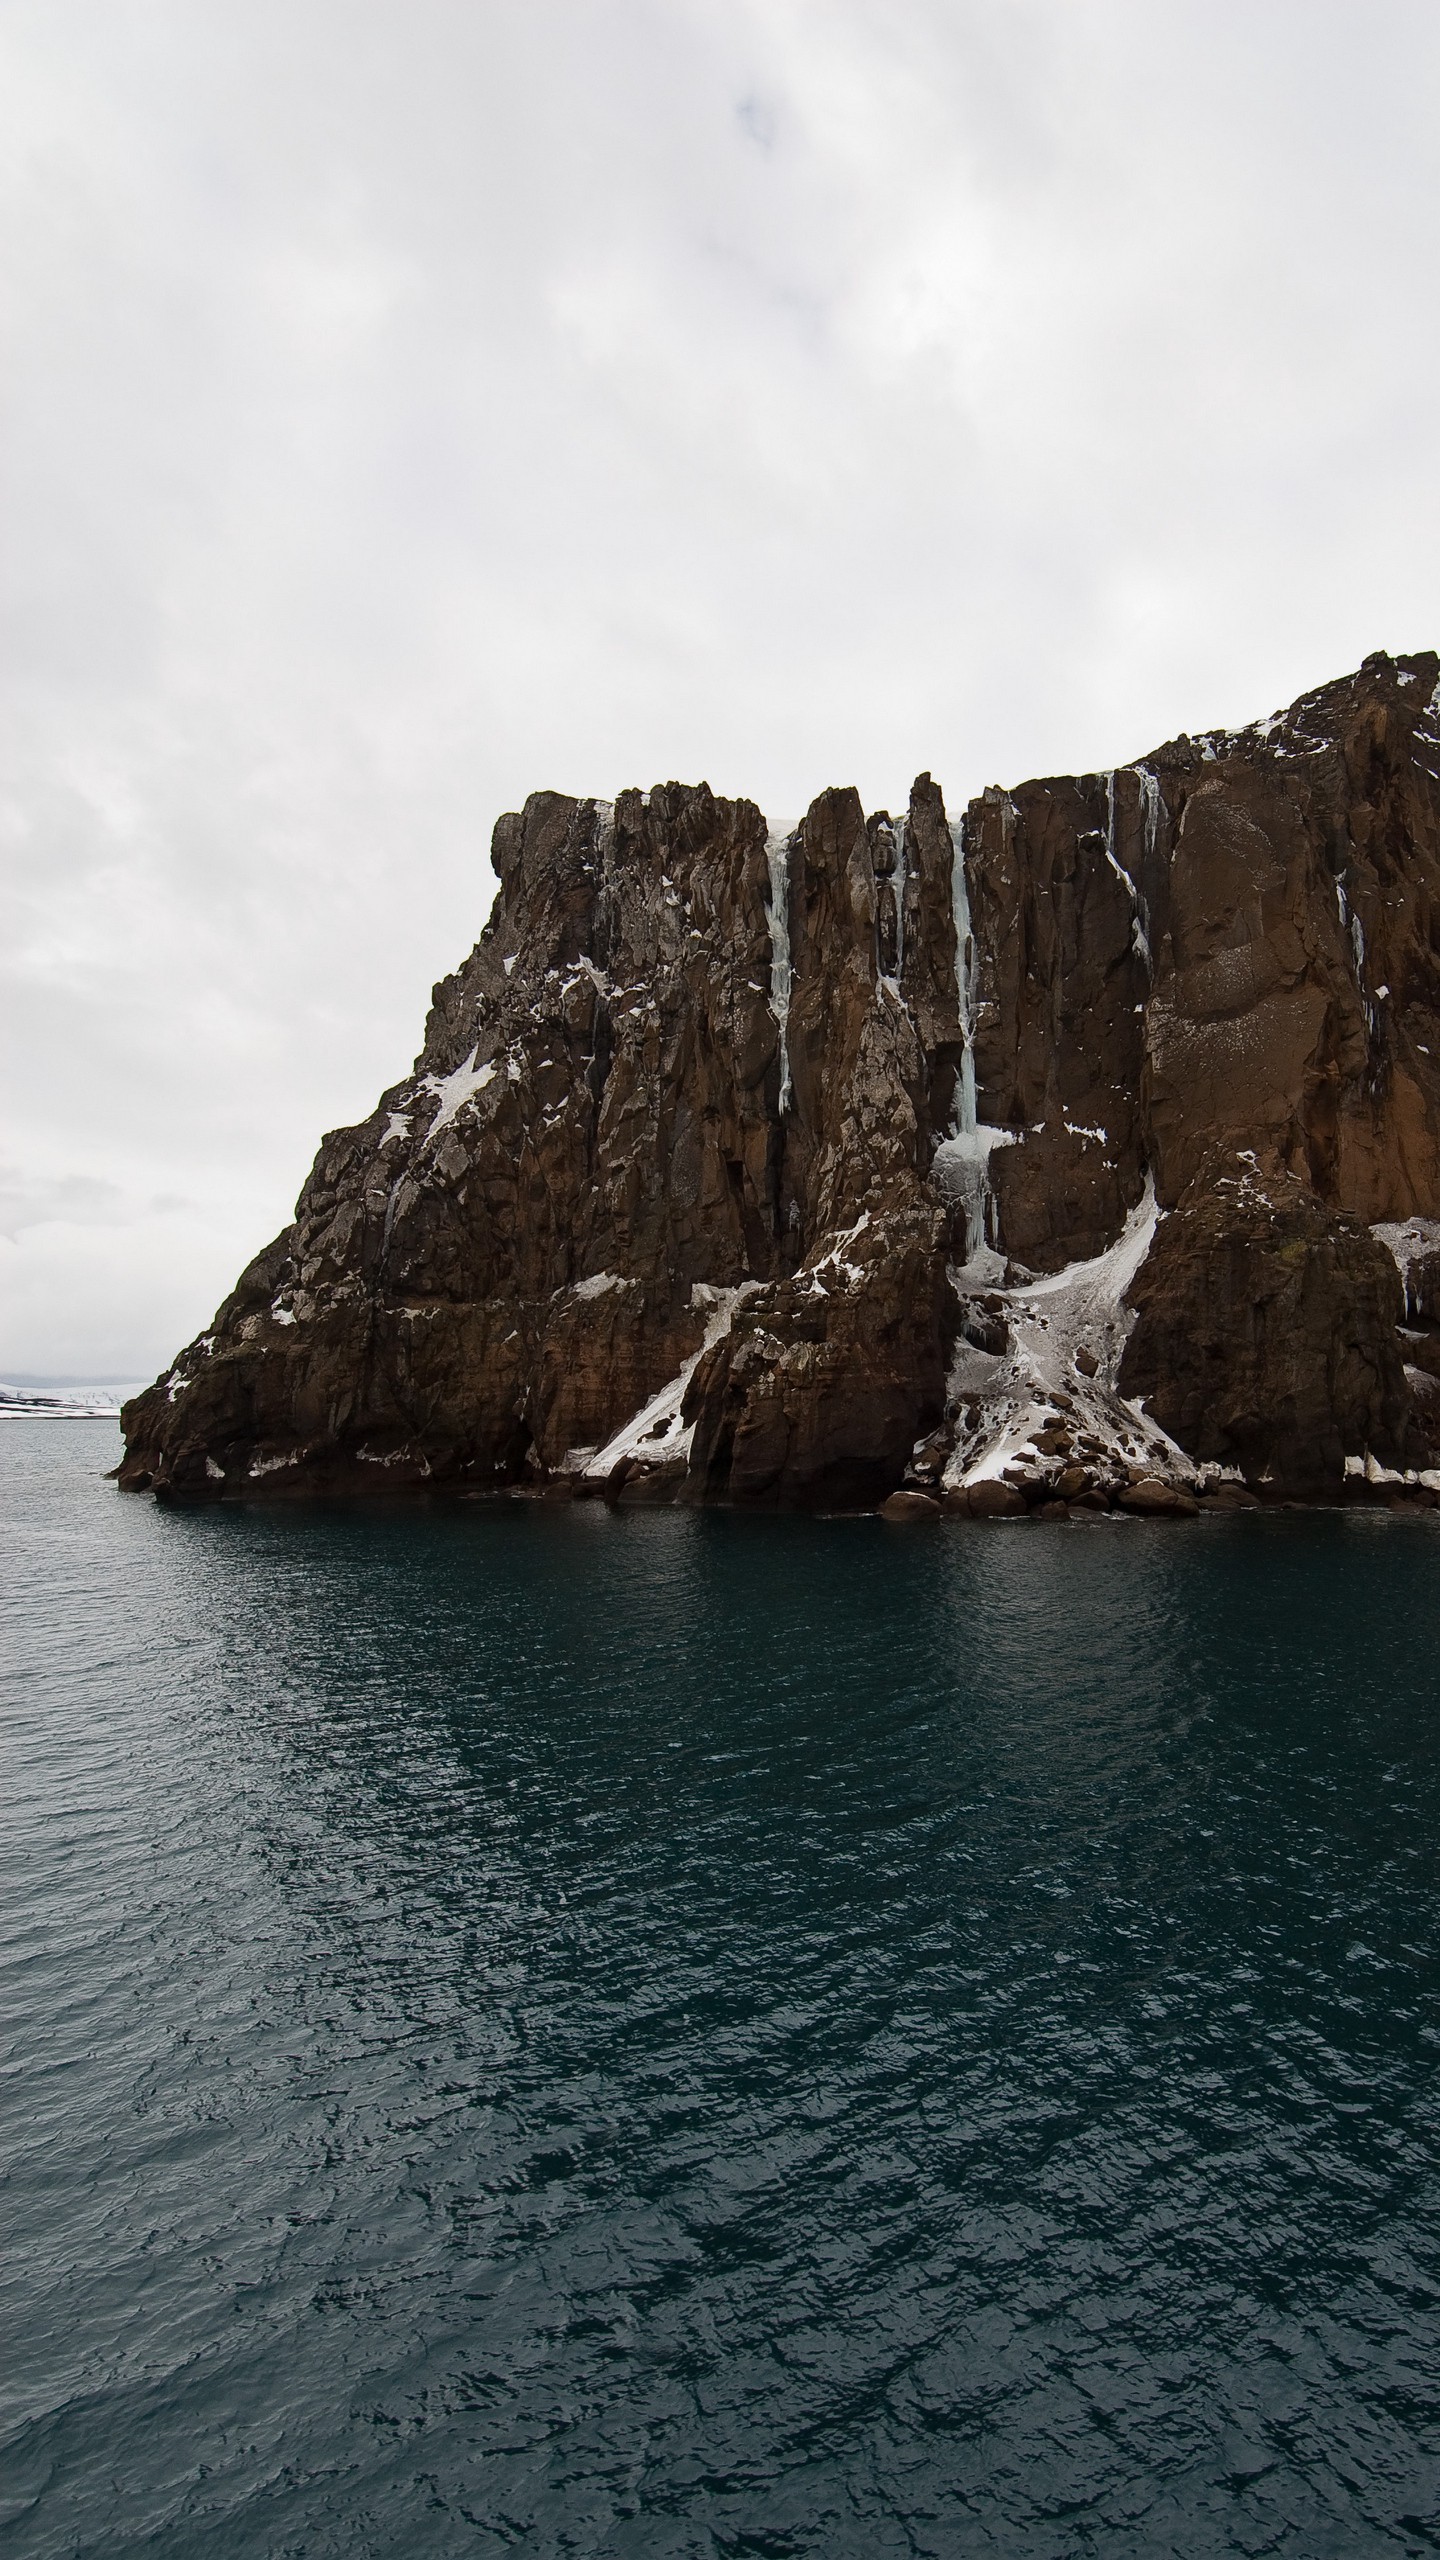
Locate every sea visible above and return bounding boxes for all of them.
[4,1421,1439,2557]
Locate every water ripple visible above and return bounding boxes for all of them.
[3,1429,1439,2554]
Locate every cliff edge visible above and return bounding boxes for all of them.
[121,650,1440,1512]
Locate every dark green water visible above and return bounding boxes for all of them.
[4,1425,1440,2556]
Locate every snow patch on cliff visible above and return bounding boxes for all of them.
[571,1284,760,1480]
[248,1448,304,1477]
[357,1443,431,1475]
[1372,1216,1440,1319]
[417,1054,497,1146]
[421,1049,497,1140]
[941,1180,1197,1494]
[808,1212,872,1289]
[1345,1449,1440,1493]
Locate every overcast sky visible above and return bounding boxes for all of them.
[4,0,1440,1378]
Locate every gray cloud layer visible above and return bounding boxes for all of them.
[4,0,1439,1374]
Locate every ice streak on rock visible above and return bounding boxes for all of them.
[764,824,796,1114]
[935,813,1016,1261]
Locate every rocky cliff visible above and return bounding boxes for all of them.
[121,650,1440,1514]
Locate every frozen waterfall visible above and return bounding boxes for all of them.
[765,824,795,1115]
[1104,773,1153,974]
[932,814,1013,1264]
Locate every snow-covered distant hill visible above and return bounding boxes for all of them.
[1,1383,130,1419]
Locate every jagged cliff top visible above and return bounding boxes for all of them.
[122,650,1440,1514]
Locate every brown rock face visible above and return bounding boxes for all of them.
[954,1481,1028,1519]
[880,1489,942,1521]
[1117,1160,1413,1488]
[121,652,1440,1509]
[1116,1478,1200,1517]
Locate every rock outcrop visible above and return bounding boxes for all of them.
[121,651,1440,1512]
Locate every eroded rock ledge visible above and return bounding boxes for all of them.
[122,651,1440,1515]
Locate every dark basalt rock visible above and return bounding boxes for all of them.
[1118,1158,1414,1489]
[121,652,1440,1510]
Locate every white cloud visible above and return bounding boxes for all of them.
[3,0,1440,1370]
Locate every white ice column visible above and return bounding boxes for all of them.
[765,825,795,1114]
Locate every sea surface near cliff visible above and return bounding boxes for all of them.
[4,1427,1439,2558]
